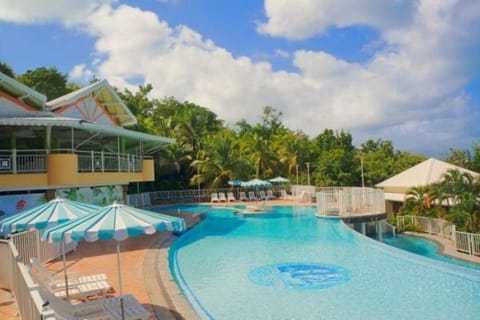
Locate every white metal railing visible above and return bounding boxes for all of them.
[454,231,480,256]
[396,216,455,240]
[0,149,146,174]
[397,215,480,256]
[0,149,46,173]
[316,187,385,217]
[129,187,291,207]
[77,150,144,173]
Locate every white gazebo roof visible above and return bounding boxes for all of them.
[376,158,479,189]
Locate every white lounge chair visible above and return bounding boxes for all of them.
[248,191,257,201]
[239,192,248,201]
[29,259,112,301]
[227,192,236,202]
[266,190,276,200]
[218,192,227,202]
[279,189,289,200]
[258,190,266,200]
[39,287,151,320]
[30,257,108,286]
[211,193,219,203]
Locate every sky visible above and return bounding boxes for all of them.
[0,0,479,157]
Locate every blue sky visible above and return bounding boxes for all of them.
[0,0,479,157]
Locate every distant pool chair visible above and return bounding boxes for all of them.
[218,192,227,202]
[239,192,248,201]
[266,190,276,200]
[227,192,236,202]
[211,192,219,203]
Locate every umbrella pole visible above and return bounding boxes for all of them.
[62,240,69,299]
[116,241,125,320]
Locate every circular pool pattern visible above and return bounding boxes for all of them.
[248,262,351,290]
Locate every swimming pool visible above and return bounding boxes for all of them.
[382,234,480,270]
[168,205,480,320]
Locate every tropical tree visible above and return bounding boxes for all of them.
[313,129,358,186]
[191,129,249,187]
[0,61,15,78]
[401,185,439,217]
[17,67,72,100]
[445,192,480,232]
[438,169,475,206]
[240,131,278,179]
[271,128,312,180]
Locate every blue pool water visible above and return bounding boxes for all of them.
[168,206,480,320]
[383,234,480,270]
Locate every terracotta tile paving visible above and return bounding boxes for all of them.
[0,289,20,320]
[44,233,161,319]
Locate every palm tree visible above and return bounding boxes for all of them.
[191,130,249,188]
[402,185,439,217]
[438,169,475,206]
[240,132,278,178]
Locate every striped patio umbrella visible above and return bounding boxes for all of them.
[241,178,272,188]
[0,198,102,299]
[42,201,187,320]
[269,176,289,184]
[0,198,101,236]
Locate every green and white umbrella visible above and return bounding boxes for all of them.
[0,198,102,299]
[269,176,289,184]
[241,178,272,188]
[42,201,187,320]
[0,198,101,236]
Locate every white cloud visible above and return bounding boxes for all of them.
[274,49,290,59]
[1,0,479,154]
[0,0,113,25]
[69,64,94,83]
[81,1,480,153]
[257,0,418,40]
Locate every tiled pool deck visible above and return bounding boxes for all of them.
[1,202,479,320]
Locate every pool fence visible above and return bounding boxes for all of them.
[396,215,480,256]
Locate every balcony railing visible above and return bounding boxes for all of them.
[77,150,143,173]
[0,149,146,174]
[0,149,46,173]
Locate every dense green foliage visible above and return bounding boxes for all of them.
[400,169,480,232]
[16,67,77,100]
[3,63,480,224]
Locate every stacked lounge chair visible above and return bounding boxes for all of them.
[218,192,227,202]
[39,286,151,320]
[29,257,112,301]
[227,192,236,202]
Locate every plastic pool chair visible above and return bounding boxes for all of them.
[39,286,151,320]
[30,257,108,286]
[29,259,112,301]
[239,192,248,201]
[227,192,236,202]
[218,192,227,202]
[248,191,257,201]
[280,189,290,200]
[259,190,266,200]
[266,190,276,200]
[211,193,219,203]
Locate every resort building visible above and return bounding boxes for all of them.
[0,72,174,219]
[375,157,479,215]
